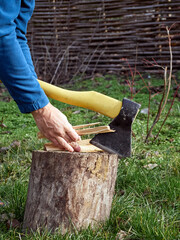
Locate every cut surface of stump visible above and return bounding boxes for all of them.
[23,151,119,233]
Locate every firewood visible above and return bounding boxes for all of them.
[72,122,101,129]
[76,125,115,135]
[37,124,115,139]
[44,139,103,152]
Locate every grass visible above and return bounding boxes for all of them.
[0,74,179,239]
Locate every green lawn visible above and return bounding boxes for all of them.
[0,74,179,239]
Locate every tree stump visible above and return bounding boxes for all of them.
[23,151,119,233]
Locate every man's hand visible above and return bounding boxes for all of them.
[31,103,81,152]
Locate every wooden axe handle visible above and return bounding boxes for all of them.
[0,79,122,118]
[38,80,122,118]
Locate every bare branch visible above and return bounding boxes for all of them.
[153,83,180,142]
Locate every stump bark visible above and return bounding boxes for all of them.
[23,151,119,233]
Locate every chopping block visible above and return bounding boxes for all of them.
[23,150,119,234]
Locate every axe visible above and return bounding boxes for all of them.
[38,80,141,158]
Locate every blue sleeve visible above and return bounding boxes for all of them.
[0,0,49,113]
[15,0,38,78]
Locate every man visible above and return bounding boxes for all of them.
[0,0,80,152]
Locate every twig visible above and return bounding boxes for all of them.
[91,50,105,77]
[136,70,151,92]
[50,42,76,84]
[147,91,151,135]
[143,58,165,70]
[161,27,173,113]
[153,83,180,142]
[145,25,173,143]
[132,86,147,98]
[126,60,135,99]
[145,66,167,143]
[122,59,137,99]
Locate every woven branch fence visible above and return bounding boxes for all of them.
[27,0,180,84]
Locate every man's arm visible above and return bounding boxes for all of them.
[0,0,80,151]
[32,103,81,152]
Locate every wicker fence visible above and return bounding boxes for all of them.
[27,0,180,84]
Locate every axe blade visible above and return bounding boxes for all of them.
[90,98,141,158]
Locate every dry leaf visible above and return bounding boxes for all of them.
[0,214,9,221]
[7,219,21,229]
[0,118,7,128]
[115,230,127,240]
[0,141,20,153]
[0,123,7,128]
[0,147,10,153]
[143,163,158,170]
[105,84,112,88]
[72,110,81,114]
[154,151,159,156]
[10,141,21,148]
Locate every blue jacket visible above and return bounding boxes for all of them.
[0,0,49,113]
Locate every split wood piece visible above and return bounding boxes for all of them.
[73,122,101,129]
[44,139,103,152]
[76,125,115,135]
[37,124,115,139]
[23,151,119,233]
[37,122,101,139]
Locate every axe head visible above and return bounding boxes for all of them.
[90,98,141,158]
